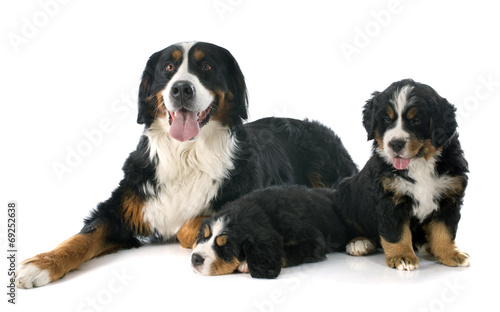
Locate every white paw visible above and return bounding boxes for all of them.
[346,238,376,256]
[16,263,51,289]
[396,260,419,271]
[416,242,432,255]
[237,262,249,273]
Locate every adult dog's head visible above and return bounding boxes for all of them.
[137,42,248,142]
[362,79,458,170]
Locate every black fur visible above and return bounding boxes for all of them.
[335,79,469,267]
[83,42,356,247]
[194,185,349,279]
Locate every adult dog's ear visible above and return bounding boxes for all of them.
[137,51,162,125]
[243,232,284,279]
[431,96,458,148]
[226,49,248,122]
[362,91,380,140]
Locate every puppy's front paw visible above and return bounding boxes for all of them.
[385,254,420,271]
[438,250,470,267]
[237,262,249,273]
[346,238,376,256]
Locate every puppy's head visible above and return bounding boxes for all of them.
[190,212,283,279]
[362,79,458,170]
[137,42,248,141]
[190,216,245,276]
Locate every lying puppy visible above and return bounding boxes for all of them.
[187,185,349,278]
[338,79,470,270]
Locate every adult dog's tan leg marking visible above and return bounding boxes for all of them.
[16,225,120,288]
[177,216,209,249]
[423,221,470,267]
[380,223,419,271]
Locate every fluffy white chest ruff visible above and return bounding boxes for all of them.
[393,156,456,221]
[143,119,236,239]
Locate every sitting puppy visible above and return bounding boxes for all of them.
[337,79,470,270]
[188,185,350,278]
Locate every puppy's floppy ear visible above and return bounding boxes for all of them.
[243,231,284,279]
[362,91,380,140]
[137,51,162,125]
[430,96,458,147]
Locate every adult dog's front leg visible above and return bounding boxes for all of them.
[16,186,146,289]
[16,224,122,289]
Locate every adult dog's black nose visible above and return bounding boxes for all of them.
[389,139,407,153]
[171,80,195,102]
[191,253,205,267]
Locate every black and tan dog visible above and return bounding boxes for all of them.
[16,42,356,288]
[337,78,470,270]
[188,185,349,278]
[180,79,470,277]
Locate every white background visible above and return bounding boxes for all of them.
[1,0,499,311]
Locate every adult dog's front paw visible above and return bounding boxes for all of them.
[16,256,54,289]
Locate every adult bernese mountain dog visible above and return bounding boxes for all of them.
[338,79,470,270]
[16,42,356,288]
[183,79,470,278]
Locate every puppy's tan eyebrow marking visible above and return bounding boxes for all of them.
[386,105,395,120]
[406,107,418,120]
[203,224,210,239]
[216,235,227,247]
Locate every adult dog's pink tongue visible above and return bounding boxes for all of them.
[169,110,200,142]
[393,157,411,170]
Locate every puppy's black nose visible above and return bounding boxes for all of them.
[389,139,406,153]
[191,253,205,267]
[171,80,195,101]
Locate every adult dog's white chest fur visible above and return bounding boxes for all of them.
[142,118,236,239]
[391,155,458,221]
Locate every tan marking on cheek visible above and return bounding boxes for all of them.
[210,256,241,276]
[177,216,210,249]
[211,90,233,124]
[423,221,470,267]
[421,139,441,160]
[374,130,384,151]
[407,136,424,158]
[154,91,167,118]
[194,50,205,61]
[171,50,182,60]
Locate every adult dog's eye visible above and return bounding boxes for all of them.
[202,63,212,71]
[166,63,175,72]
[383,116,393,124]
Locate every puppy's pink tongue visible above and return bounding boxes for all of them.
[169,109,200,142]
[393,157,411,170]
